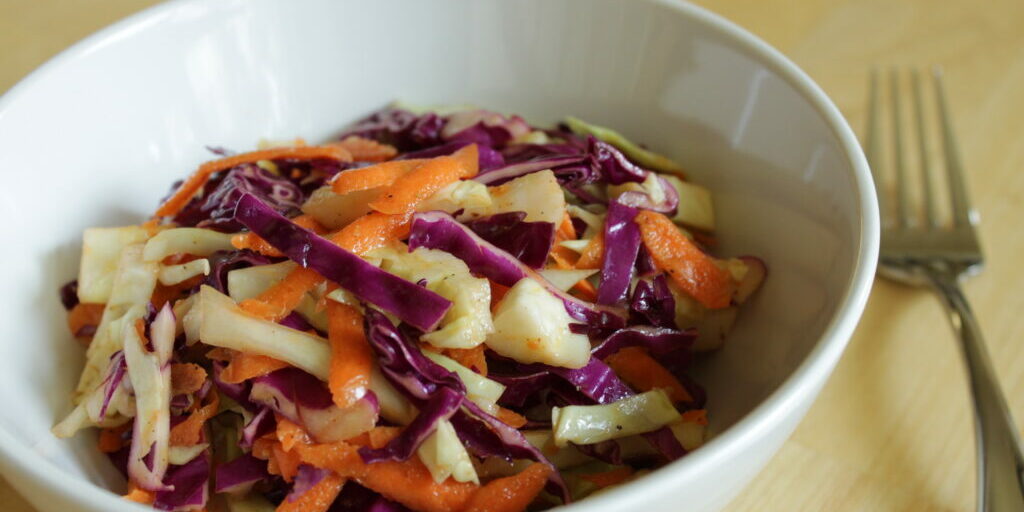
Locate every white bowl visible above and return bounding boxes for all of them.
[0,0,878,510]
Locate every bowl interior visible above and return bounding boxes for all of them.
[0,0,864,506]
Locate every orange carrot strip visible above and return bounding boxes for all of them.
[221,352,290,384]
[463,463,551,512]
[326,301,372,409]
[635,210,735,309]
[294,442,478,512]
[273,442,302,482]
[489,281,510,311]
[277,417,312,453]
[327,211,411,255]
[578,467,633,488]
[334,135,398,162]
[449,144,480,176]
[569,279,599,302]
[205,347,234,362]
[604,347,692,403]
[150,274,205,310]
[557,211,576,240]
[169,392,221,446]
[276,471,346,512]
[156,145,353,218]
[681,409,708,426]
[98,424,130,453]
[67,303,105,338]
[495,407,528,429]
[124,483,156,505]
[441,346,488,376]
[170,363,208,396]
[574,231,605,270]
[239,267,323,321]
[367,426,402,449]
[368,145,479,215]
[330,159,426,195]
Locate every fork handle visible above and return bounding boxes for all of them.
[927,268,1024,512]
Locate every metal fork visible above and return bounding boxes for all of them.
[865,68,1024,511]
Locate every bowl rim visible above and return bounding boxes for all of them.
[0,0,879,510]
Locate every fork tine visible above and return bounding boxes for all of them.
[889,69,912,227]
[911,69,939,227]
[932,68,974,227]
[865,69,887,224]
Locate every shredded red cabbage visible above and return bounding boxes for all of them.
[464,212,555,269]
[234,193,452,331]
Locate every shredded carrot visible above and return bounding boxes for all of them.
[151,275,205,310]
[681,409,708,426]
[252,435,278,461]
[574,231,605,270]
[98,424,130,453]
[334,135,398,162]
[344,426,402,449]
[449,144,480,176]
[604,347,692,403]
[169,391,220,446]
[205,347,234,361]
[495,407,528,428]
[327,211,411,255]
[294,442,478,512]
[221,352,290,384]
[326,302,372,409]
[277,417,312,452]
[124,483,156,505]
[67,303,104,339]
[569,279,599,302]
[330,159,426,195]
[441,346,488,376]
[368,145,479,215]
[578,467,634,488]
[691,230,717,249]
[155,145,353,218]
[170,363,208,396]
[239,267,323,321]
[557,211,576,240]
[276,471,346,512]
[462,463,551,512]
[635,210,735,309]
[273,442,303,482]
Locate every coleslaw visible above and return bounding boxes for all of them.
[55,106,765,512]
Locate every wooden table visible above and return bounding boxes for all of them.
[2,1,1022,510]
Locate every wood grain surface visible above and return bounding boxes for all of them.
[1,1,1022,511]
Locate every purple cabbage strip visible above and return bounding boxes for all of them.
[214,453,269,494]
[629,275,678,329]
[589,138,647,185]
[358,386,463,463]
[202,250,272,294]
[285,465,332,504]
[590,326,695,360]
[473,155,586,186]
[635,245,657,278]
[337,108,445,152]
[364,310,569,503]
[233,193,452,331]
[210,361,255,411]
[363,309,465,403]
[240,407,275,450]
[59,280,78,310]
[408,211,625,330]
[173,163,303,232]
[464,212,555,269]
[596,201,641,305]
[279,311,316,333]
[153,452,210,511]
[97,351,127,421]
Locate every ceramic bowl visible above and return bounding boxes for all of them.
[0,0,878,510]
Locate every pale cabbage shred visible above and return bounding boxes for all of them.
[367,245,493,349]
[551,389,681,447]
[486,277,591,369]
[124,305,175,489]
